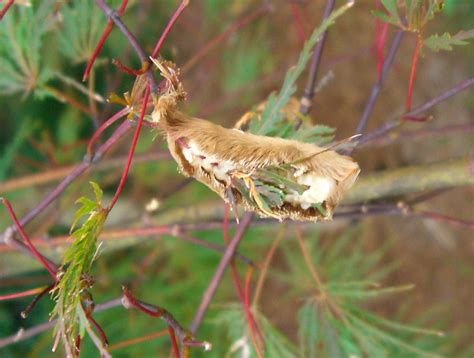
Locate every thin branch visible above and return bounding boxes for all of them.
[121,287,211,352]
[108,85,148,211]
[358,76,474,145]
[109,330,167,351]
[415,210,474,229]
[0,0,14,21]
[0,198,57,279]
[0,150,169,194]
[0,286,46,301]
[354,30,403,135]
[298,0,335,116]
[87,107,129,156]
[405,34,423,112]
[151,0,189,58]
[94,0,159,93]
[290,1,307,42]
[0,297,123,349]
[190,212,253,334]
[0,119,132,268]
[83,0,129,81]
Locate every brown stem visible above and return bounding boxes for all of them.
[298,0,335,117]
[190,212,253,334]
[354,31,403,136]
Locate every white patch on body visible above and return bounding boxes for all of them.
[181,141,234,183]
[285,173,335,210]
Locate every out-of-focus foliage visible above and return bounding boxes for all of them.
[0,0,473,357]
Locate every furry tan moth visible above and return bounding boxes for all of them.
[150,59,360,221]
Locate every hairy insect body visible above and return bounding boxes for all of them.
[151,60,360,221]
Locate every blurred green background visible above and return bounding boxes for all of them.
[0,0,473,357]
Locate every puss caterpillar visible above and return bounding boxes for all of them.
[151,59,360,221]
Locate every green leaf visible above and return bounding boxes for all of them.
[424,30,474,52]
[0,0,57,96]
[51,182,108,351]
[251,1,354,137]
[57,1,110,63]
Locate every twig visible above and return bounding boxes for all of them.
[0,224,256,268]
[0,150,169,194]
[107,85,148,211]
[223,205,264,354]
[405,34,423,112]
[0,286,46,301]
[354,31,403,135]
[0,119,132,269]
[93,0,159,93]
[190,212,253,334]
[244,267,264,358]
[83,0,129,81]
[151,0,189,58]
[298,0,335,116]
[87,108,129,156]
[21,283,56,318]
[358,76,474,145]
[121,287,211,354]
[109,330,167,351]
[0,297,123,349]
[290,1,307,42]
[415,211,474,229]
[0,198,57,279]
[0,0,14,21]
[360,122,474,147]
[168,326,181,358]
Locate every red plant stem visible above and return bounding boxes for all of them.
[112,58,149,76]
[405,35,423,112]
[181,3,268,73]
[122,287,207,348]
[415,211,474,229]
[0,0,14,21]
[83,0,129,81]
[376,23,389,79]
[298,0,335,117]
[87,108,129,156]
[290,1,307,42]
[108,85,150,211]
[223,204,263,352]
[244,267,263,358]
[21,283,56,318]
[0,286,45,301]
[94,0,159,93]
[190,212,253,334]
[87,314,109,346]
[1,198,57,279]
[109,330,167,350]
[151,0,189,58]
[167,327,180,358]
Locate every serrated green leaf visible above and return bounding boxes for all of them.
[424,30,474,52]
